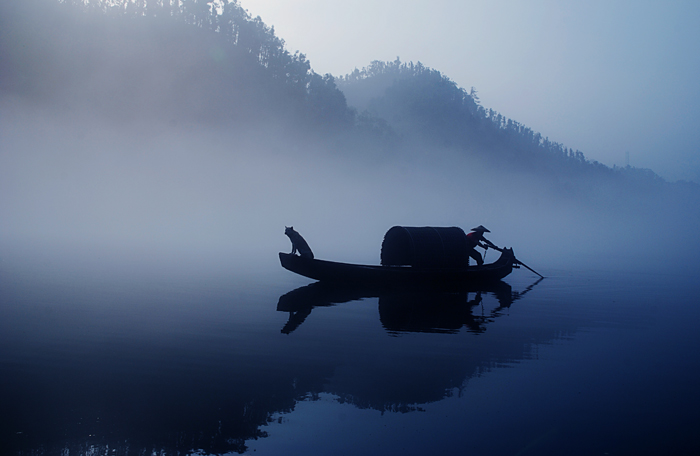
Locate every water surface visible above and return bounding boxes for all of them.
[1,246,699,455]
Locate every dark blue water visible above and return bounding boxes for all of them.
[2,245,699,456]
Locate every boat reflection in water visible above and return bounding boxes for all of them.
[277,279,542,335]
[2,257,544,455]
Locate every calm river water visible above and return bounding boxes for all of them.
[1,245,699,456]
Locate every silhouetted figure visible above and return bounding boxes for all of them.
[466,225,497,266]
[284,226,314,259]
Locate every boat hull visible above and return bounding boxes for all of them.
[279,248,515,286]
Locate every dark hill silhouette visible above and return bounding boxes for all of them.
[0,0,354,130]
[2,0,698,205]
[341,59,625,176]
[338,58,700,219]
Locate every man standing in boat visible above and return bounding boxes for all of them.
[466,225,498,266]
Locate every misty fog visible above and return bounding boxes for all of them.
[3,101,697,275]
[2,0,699,278]
[5,3,700,456]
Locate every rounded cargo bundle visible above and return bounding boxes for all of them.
[381,226,469,269]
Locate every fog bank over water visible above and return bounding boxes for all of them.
[3,100,698,277]
[2,0,699,277]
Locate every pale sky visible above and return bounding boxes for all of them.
[241,0,700,183]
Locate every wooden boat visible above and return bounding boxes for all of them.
[279,247,516,286]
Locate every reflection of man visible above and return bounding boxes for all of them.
[466,225,498,266]
[466,291,483,307]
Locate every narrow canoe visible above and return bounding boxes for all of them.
[279,248,516,285]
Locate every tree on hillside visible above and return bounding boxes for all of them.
[306,73,355,128]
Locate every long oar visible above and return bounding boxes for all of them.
[514,258,544,278]
[487,244,544,278]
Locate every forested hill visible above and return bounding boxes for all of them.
[0,0,354,130]
[2,0,696,199]
[341,60,598,171]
